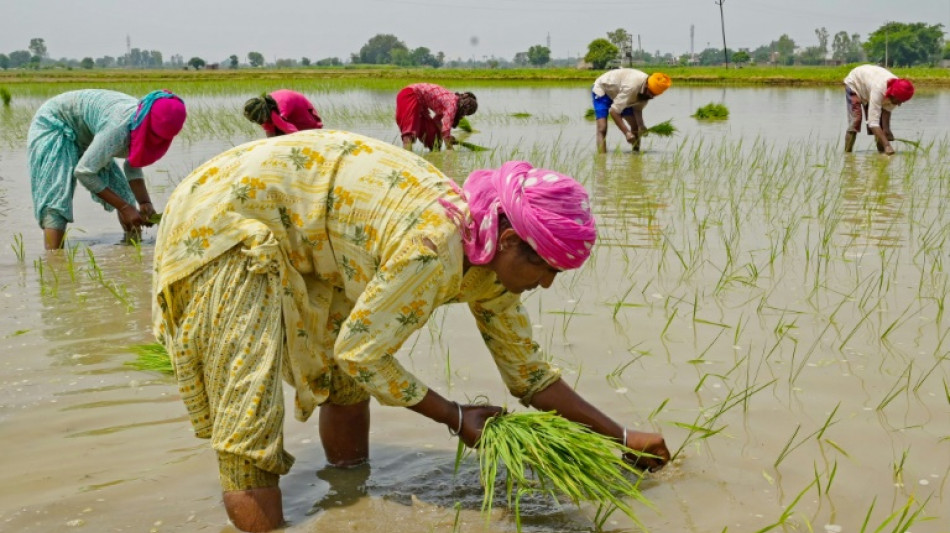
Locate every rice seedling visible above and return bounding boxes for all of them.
[0,87,10,107]
[458,141,491,152]
[859,495,932,533]
[509,112,532,118]
[456,117,474,133]
[457,410,652,531]
[584,108,596,120]
[751,478,818,533]
[892,138,921,149]
[10,233,24,262]
[643,119,676,137]
[148,213,162,224]
[125,342,174,374]
[693,102,729,120]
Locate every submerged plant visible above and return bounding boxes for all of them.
[457,410,652,530]
[693,102,729,120]
[0,87,10,107]
[125,342,174,374]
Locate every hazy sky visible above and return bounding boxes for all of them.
[2,0,948,63]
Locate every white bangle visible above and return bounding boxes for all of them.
[622,426,628,449]
[448,402,463,437]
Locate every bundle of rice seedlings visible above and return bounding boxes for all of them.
[456,117,474,132]
[0,87,11,107]
[693,102,729,120]
[458,411,652,529]
[125,342,174,375]
[148,213,162,224]
[510,112,532,118]
[584,108,596,121]
[643,119,676,137]
[893,138,921,149]
[458,141,491,152]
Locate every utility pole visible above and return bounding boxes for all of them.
[714,0,729,67]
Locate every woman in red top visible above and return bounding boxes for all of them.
[243,90,323,137]
[395,83,477,151]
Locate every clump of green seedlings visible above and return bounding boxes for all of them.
[0,87,11,108]
[456,117,474,133]
[125,342,174,374]
[643,119,676,137]
[510,112,532,118]
[458,141,491,152]
[457,410,652,530]
[693,102,729,119]
[11,233,25,262]
[584,108,596,121]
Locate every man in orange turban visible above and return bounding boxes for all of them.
[592,68,671,153]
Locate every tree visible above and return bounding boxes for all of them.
[80,57,94,69]
[584,38,619,69]
[774,34,796,65]
[798,46,825,65]
[606,28,631,49]
[411,47,440,68]
[0,54,8,70]
[8,50,31,68]
[229,55,239,69]
[513,52,529,66]
[732,50,750,65]
[864,22,944,67]
[150,51,163,68]
[95,56,116,68]
[247,51,264,68]
[359,33,408,64]
[944,41,950,60]
[832,31,865,63]
[391,48,412,66]
[301,57,311,66]
[29,38,48,59]
[187,57,206,70]
[316,57,342,66]
[698,47,734,66]
[526,45,551,66]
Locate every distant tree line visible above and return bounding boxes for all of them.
[1,23,945,72]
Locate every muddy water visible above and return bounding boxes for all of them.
[1,86,948,533]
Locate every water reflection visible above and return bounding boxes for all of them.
[838,156,905,248]
[591,156,665,248]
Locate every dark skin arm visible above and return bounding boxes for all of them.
[409,389,503,447]
[530,378,670,471]
[96,188,147,230]
[128,179,157,222]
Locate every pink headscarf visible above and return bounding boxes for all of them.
[441,161,597,270]
[885,78,914,103]
[128,93,186,168]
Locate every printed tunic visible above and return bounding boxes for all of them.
[27,89,143,224]
[411,83,459,140]
[153,130,559,430]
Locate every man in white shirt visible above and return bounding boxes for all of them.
[843,64,915,155]
[592,68,671,153]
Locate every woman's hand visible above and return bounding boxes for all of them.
[118,204,147,231]
[622,430,671,472]
[458,404,504,448]
[138,201,157,226]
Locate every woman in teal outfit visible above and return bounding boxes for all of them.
[27,89,187,249]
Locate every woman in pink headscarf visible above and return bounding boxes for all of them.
[243,90,323,137]
[843,64,915,155]
[28,89,187,249]
[153,130,669,531]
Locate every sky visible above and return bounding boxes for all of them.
[1,0,948,63]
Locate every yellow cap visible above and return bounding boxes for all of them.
[646,72,672,96]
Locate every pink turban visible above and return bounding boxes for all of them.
[885,78,914,103]
[441,161,597,270]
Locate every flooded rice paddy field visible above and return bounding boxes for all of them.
[1,84,949,532]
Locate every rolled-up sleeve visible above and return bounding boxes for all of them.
[333,236,451,406]
[470,292,560,405]
[74,125,128,193]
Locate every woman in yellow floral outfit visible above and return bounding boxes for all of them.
[153,129,669,532]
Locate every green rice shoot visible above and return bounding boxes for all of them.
[0,87,10,107]
[458,141,491,152]
[584,107,596,121]
[893,138,921,149]
[644,119,676,137]
[126,342,173,375]
[456,117,474,132]
[457,410,652,529]
[148,213,162,224]
[693,102,729,120]
[510,112,532,118]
